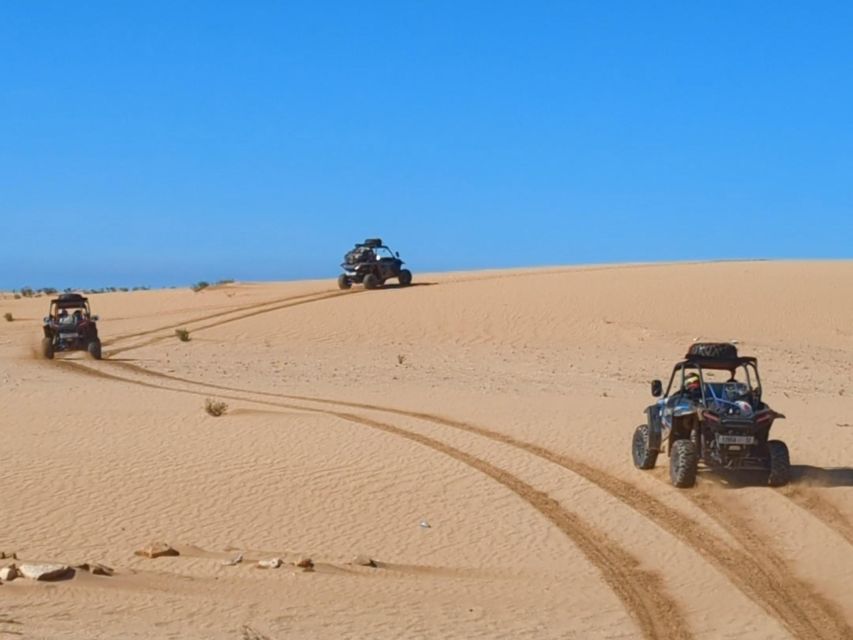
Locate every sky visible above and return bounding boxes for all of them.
[1,1,852,289]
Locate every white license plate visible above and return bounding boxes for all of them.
[717,435,755,445]
[60,333,78,339]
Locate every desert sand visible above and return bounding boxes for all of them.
[1,260,851,639]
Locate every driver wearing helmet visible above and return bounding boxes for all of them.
[683,373,702,399]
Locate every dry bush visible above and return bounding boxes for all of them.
[205,398,228,417]
[241,626,272,640]
[3,312,12,322]
[175,328,191,342]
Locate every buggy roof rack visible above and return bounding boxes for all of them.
[679,355,757,370]
[51,293,88,307]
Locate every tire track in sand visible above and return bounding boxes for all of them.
[56,360,691,640]
[102,279,853,548]
[103,289,338,345]
[105,290,356,357]
[775,486,853,547]
[103,360,852,640]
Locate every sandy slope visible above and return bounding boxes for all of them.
[0,261,851,639]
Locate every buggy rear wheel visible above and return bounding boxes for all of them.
[669,440,698,488]
[41,337,54,360]
[363,273,379,290]
[767,440,790,487]
[87,339,102,360]
[398,269,412,286]
[632,424,658,469]
[337,274,352,290]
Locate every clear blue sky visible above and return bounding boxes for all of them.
[2,1,851,289]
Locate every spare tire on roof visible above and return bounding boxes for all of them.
[58,293,85,302]
[687,342,738,359]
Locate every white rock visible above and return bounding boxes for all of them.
[0,565,17,581]
[221,553,243,566]
[18,563,73,581]
[256,557,282,569]
[134,542,179,559]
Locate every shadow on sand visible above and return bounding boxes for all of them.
[373,282,438,290]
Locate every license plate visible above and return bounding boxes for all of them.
[60,333,78,339]
[717,435,755,445]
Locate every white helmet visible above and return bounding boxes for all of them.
[735,400,753,416]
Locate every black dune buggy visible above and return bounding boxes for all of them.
[338,238,413,290]
[632,342,789,488]
[41,293,102,360]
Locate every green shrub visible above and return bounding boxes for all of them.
[192,281,210,292]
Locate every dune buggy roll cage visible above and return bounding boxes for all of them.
[663,356,762,406]
[48,295,93,319]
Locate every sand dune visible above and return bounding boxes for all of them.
[1,261,851,639]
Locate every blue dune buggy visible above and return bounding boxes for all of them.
[632,343,789,488]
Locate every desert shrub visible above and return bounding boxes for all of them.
[119,287,129,292]
[192,281,210,292]
[397,354,406,365]
[215,279,235,285]
[205,398,228,417]
[175,328,191,342]
[3,313,12,322]
[20,287,34,298]
[13,294,20,300]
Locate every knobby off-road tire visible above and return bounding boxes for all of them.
[337,274,352,290]
[363,274,379,290]
[687,342,738,359]
[41,337,54,360]
[767,440,791,487]
[670,439,698,488]
[632,424,658,469]
[398,269,413,286]
[88,339,102,360]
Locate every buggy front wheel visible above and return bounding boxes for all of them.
[41,337,54,360]
[632,424,658,469]
[398,269,413,286]
[337,274,352,290]
[363,274,379,290]
[669,440,697,488]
